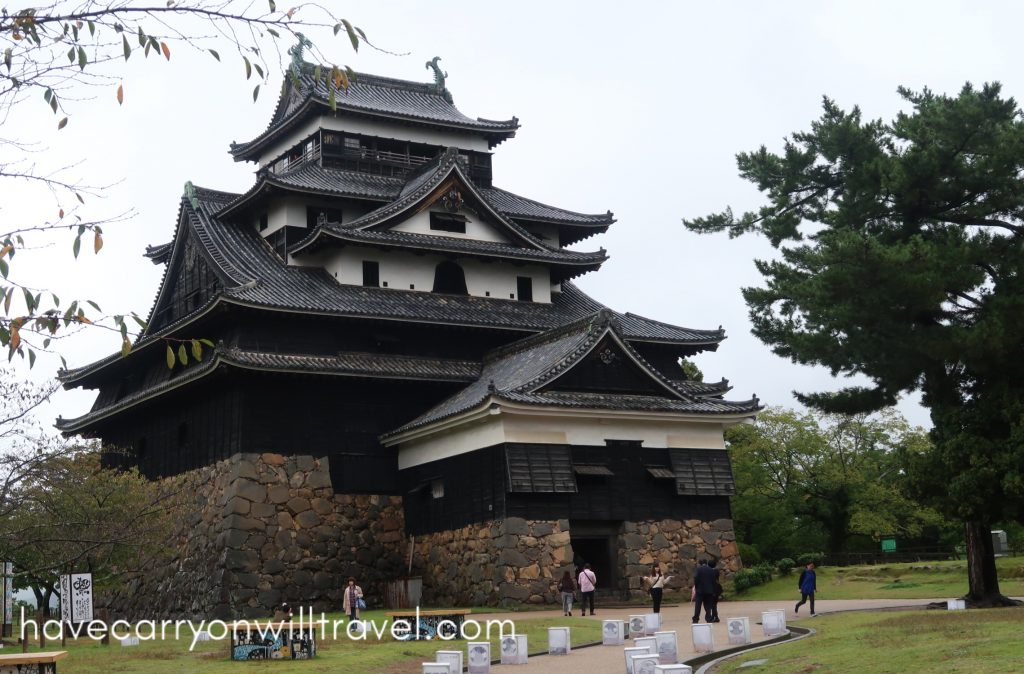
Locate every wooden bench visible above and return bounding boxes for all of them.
[384,609,471,641]
[226,621,317,661]
[0,651,68,674]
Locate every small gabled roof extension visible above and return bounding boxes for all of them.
[215,160,615,246]
[287,148,608,277]
[230,67,519,161]
[383,311,759,442]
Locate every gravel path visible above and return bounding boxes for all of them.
[457,597,945,674]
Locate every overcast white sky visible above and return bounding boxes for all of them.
[12,0,1024,430]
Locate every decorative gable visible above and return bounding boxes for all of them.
[540,335,670,397]
[148,227,223,333]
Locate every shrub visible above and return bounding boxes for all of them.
[796,552,825,567]
[732,562,775,593]
[738,542,762,566]
[776,557,795,575]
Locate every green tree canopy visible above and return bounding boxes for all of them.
[686,83,1024,604]
[728,407,948,561]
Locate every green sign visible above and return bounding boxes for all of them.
[881,538,897,553]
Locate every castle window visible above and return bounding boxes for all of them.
[306,206,343,228]
[431,479,445,499]
[362,261,380,287]
[516,276,533,302]
[430,212,467,234]
[432,261,468,295]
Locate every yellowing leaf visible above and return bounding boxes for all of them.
[166,345,175,368]
[94,230,103,253]
[116,83,123,105]
[161,41,170,60]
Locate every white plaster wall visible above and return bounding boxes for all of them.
[392,209,512,244]
[503,415,727,449]
[397,410,730,468]
[522,223,560,246]
[308,245,551,302]
[263,198,308,236]
[398,415,505,469]
[257,115,491,166]
[462,259,550,302]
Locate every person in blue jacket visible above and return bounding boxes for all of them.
[794,562,817,615]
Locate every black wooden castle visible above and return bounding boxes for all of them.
[59,58,758,601]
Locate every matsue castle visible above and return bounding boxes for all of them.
[58,57,759,618]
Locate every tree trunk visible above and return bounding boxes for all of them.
[963,520,1018,607]
[42,586,53,618]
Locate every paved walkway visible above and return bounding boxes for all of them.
[472,597,945,673]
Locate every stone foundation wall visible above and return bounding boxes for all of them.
[619,518,740,599]
[412,518,573,608]
[105,453,406,620]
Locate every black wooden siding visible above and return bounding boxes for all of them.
[401,443,732,536]
[101,370,462,494]
[401,445,508,536]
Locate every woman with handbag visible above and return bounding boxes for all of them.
[342,576,365,622]
[643,565,672,613]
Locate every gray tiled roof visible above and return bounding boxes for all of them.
[60,187,723,386]
[57,347,480,432]
[385,312,759,439]
[480,187,614,226]
[217,161,615,236]
[300,228,607,267]
[231,68,519,160]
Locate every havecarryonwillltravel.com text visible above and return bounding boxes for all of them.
[19,606,516,650]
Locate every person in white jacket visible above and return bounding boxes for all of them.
[643,565,672,613]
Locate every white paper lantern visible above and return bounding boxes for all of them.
[947,599,966,610]
[422,664,451,674]
[762,610,786,637]
[603,619,625,645]
[631,653,660,674]
[499,634,528,665]
[435,650,463,673]
[120,636,140,647]
[644,612,661,635]
[690,623,714,653]
[467,642,491,674]
[548,626,571,655]
[628,614,646,639]
[654,665,693,673]
[193,631,212,642]
[624,646,650,674]
[727,617,751,645]
[654,630,678,664]
[634,636,657,654]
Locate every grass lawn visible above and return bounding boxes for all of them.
[714,607,1024,673]
[6,609,602,673]
[732,557,1024,601]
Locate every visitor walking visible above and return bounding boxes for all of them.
[795,562,817,615]
[643,565,672,613]
[557,570,576,616]
[342,576,364,622]
[578,563,597,616]
[691,559,718,623]
[709,561,723,622]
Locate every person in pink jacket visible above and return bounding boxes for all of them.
[577,563,597,616]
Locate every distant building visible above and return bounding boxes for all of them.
[58,58,758,617]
